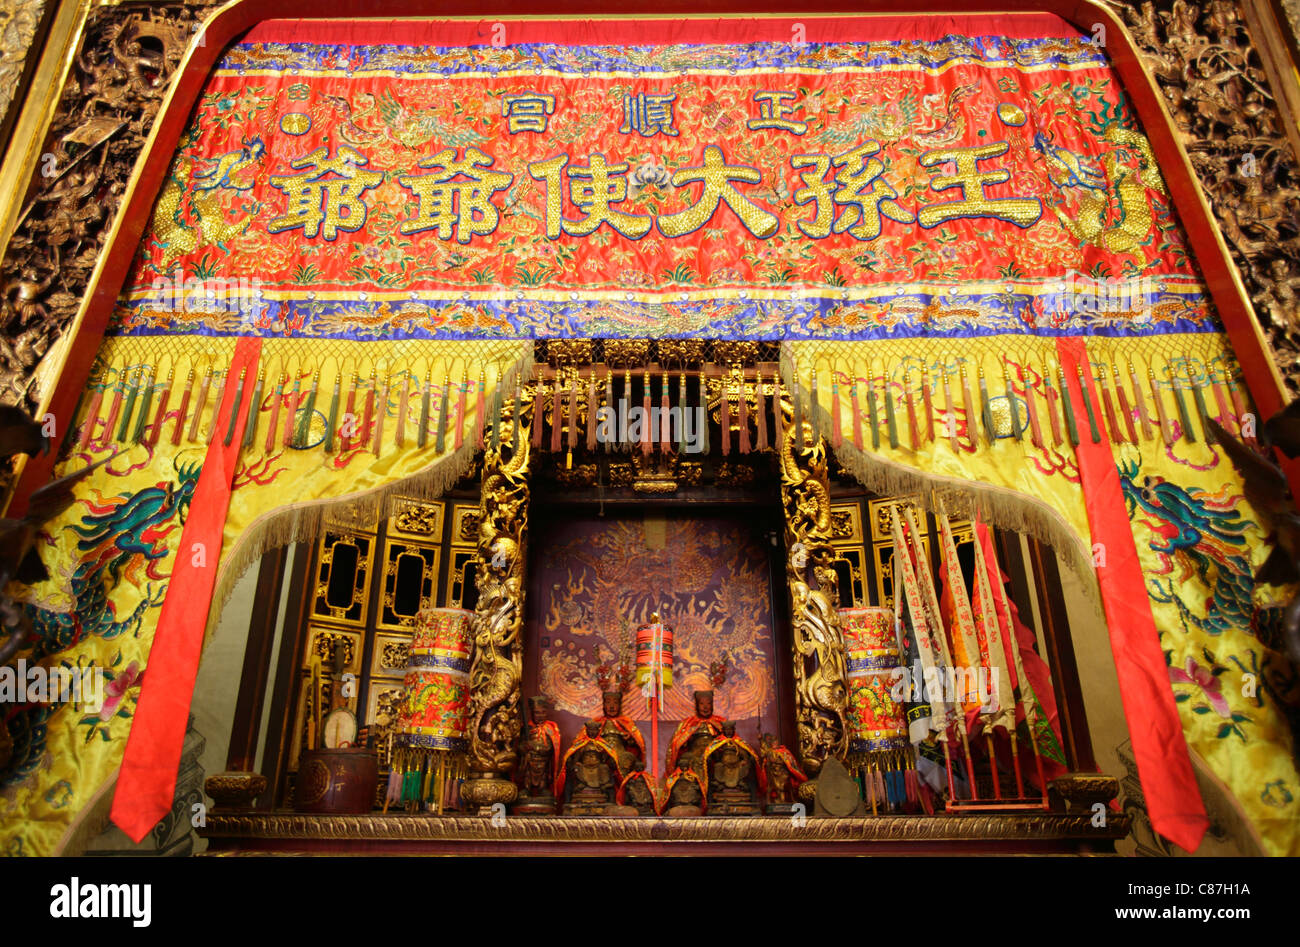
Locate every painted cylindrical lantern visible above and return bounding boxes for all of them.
[395,607,474,753]
[634,619,674,688]
[839,606,908,759]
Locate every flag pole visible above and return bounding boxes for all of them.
[649,681,659,781]
[981,519,1051,807]
[986,731,1002,800]
[648,611,663,780]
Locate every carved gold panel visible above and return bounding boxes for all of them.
[829,503,863,544]
[449,504,481,548]
[287,673,335,772]
[548,339,594,365]
[712,340,760,366]
[658,339,706,366]
[387,496,444,541]
[603,339,651,367]
[371,633,412,680]
[323,510,377,537]
[868,496,920,543]
[311,531,374,626]
[363,682,406,769]
[303,625,362,674]
[872,537,937,607]
[829,545,867,607]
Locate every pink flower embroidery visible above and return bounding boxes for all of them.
[99,661,144,721]
[1169,658,1230,718]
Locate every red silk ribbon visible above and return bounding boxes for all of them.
[1054,336,1208,853]
[110,337,263,842]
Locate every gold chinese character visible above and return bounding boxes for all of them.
[917,142,1042,228]
[268,145,382,240]
[657,145,778,238]
[528,153,652,239]
[747,90,807,135]
[792,141,914,240]
[620,93,679,137]
[398,147,513,244]
[502,92,556,134]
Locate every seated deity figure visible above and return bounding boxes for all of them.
[593,690,645,778]
[665,689,727,780]
[703,721,761,815]
[664,764,705,816]
[614,761,660,816]
[558,720,621,815]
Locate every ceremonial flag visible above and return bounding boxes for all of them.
[969,525,1016,734]
[890,508,954,796]
[935,503,986,726]
[976,522,1068,778]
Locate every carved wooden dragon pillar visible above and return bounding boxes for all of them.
[460,397,531,811]
[777,396,849,782]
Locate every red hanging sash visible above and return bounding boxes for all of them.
[110,337,263,842]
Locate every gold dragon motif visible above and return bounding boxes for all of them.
[1056,126,1168,255]
[777,394,849,777]
[462,392,532,807]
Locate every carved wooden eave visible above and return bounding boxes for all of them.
[1101,0,1300,393]
[0,0,221,499]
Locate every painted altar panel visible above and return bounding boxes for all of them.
[526,510,781,754]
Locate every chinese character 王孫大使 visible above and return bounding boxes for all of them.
[268,145,383,240]
[791,140,914,240]
[917,142,1042,228]
[528,153,652,239]
[620,92,679,137]
[398,147,514,244]
[502,92,556,134]
[657,145,778,238]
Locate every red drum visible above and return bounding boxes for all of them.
[294,748,379,813]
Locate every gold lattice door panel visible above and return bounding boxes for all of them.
[376,539,441,630]
[312,530,375,625]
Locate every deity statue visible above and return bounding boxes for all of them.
[615,761,660,816]
[665,689,727,779]
[515,695,561,814]
[593,690,645,778]
[558,720,621,815]
[664,765,705,816]
[703,721,761,815]
[758,732,808,814]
